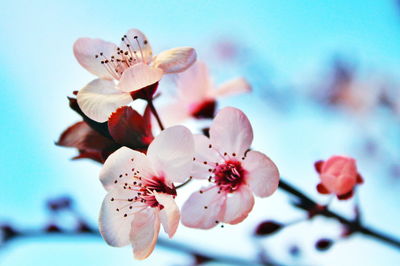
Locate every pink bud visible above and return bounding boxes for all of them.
[316,155,361,198]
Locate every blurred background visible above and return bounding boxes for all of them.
[1,0,400,265]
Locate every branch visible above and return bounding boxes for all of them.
[279,179,400,249]
[1,225,274,266]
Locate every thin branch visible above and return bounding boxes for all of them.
[279,179,400,249]
[2,227,273,266]
[147,99,165,131]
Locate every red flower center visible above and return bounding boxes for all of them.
[140,177,176,209]
[214,160,245,193]
[191,99,216,119]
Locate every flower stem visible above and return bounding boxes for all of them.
[147,99,165,131]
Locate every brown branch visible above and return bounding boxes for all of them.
[279,179,400,249]
[1,226,274,266]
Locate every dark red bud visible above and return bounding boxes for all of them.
[45,224,62,233]
[315,238,333,251]
[255,221,283,236]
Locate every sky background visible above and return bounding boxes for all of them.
[1,0,400,265]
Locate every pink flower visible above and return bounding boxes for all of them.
[74,29,197,122]
[161,61,251,126]
[181,107,279,229]
[315,155,363,200]
[98,126,194,259]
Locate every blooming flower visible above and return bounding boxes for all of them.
[98,126,194,259]
[74,28,197,122]
[161,61,251,126]
[181,107,279,229]
[315,155,363,200]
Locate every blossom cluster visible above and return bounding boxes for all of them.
[58,28,363,259]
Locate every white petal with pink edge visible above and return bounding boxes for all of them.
[120,29,153,64]
[99,188,139,247]
[159,102,191,127]
[181,186,226,229]
[176,61,212,103]
[147,126,194,183]
[210,107,253,157]
[191,134,221,179]
[77,79,132,123]
[153,47,197,74]
[211,77,251,98]
[221,185,255,224]
[130,208,160,260]
[242,150,280,197]
[118,63,163,93]
[100,147,154,191]
[73,38,118,80]
[154,192,180,238]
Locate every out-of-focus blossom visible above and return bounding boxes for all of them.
[161,61,251,126]
[74,28,197,122]
[315,155,363,200]
[57,98,153,163]
[98,126,194,259]
[181,107,279,229]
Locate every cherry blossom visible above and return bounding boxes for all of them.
[181,107,279,229]
[73,28,197,122]
[98,126,194,259]
[315,155,364,200]
[161,61,251,126]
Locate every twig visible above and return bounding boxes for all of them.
[2,227,272,266]
[279,179,400,249]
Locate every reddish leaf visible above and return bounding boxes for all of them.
[108,106,153,151]
[57,121,119,163]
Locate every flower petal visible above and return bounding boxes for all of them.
[176,61,212,103]
[222,185,255,224]
[100,147,154,191]
[210,107,253,157]
[242,151,280,197]
[147,126,194,183]
[77,79,132,122]
[153,47,197,74]
[154,192,180,238]
[181,186,226,229]
[73,38,118,79]
[159,102,190,127]
[99,188,139,247]
[118,63,163,93]
[130,208,160,260]
[211,77,251,98]
[120,29,153,64]
[191,134,221,179]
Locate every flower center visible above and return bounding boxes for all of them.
[94,34,150,80]
[214,160,245,193]
[190,99,217,119]
[140,177,177,208]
